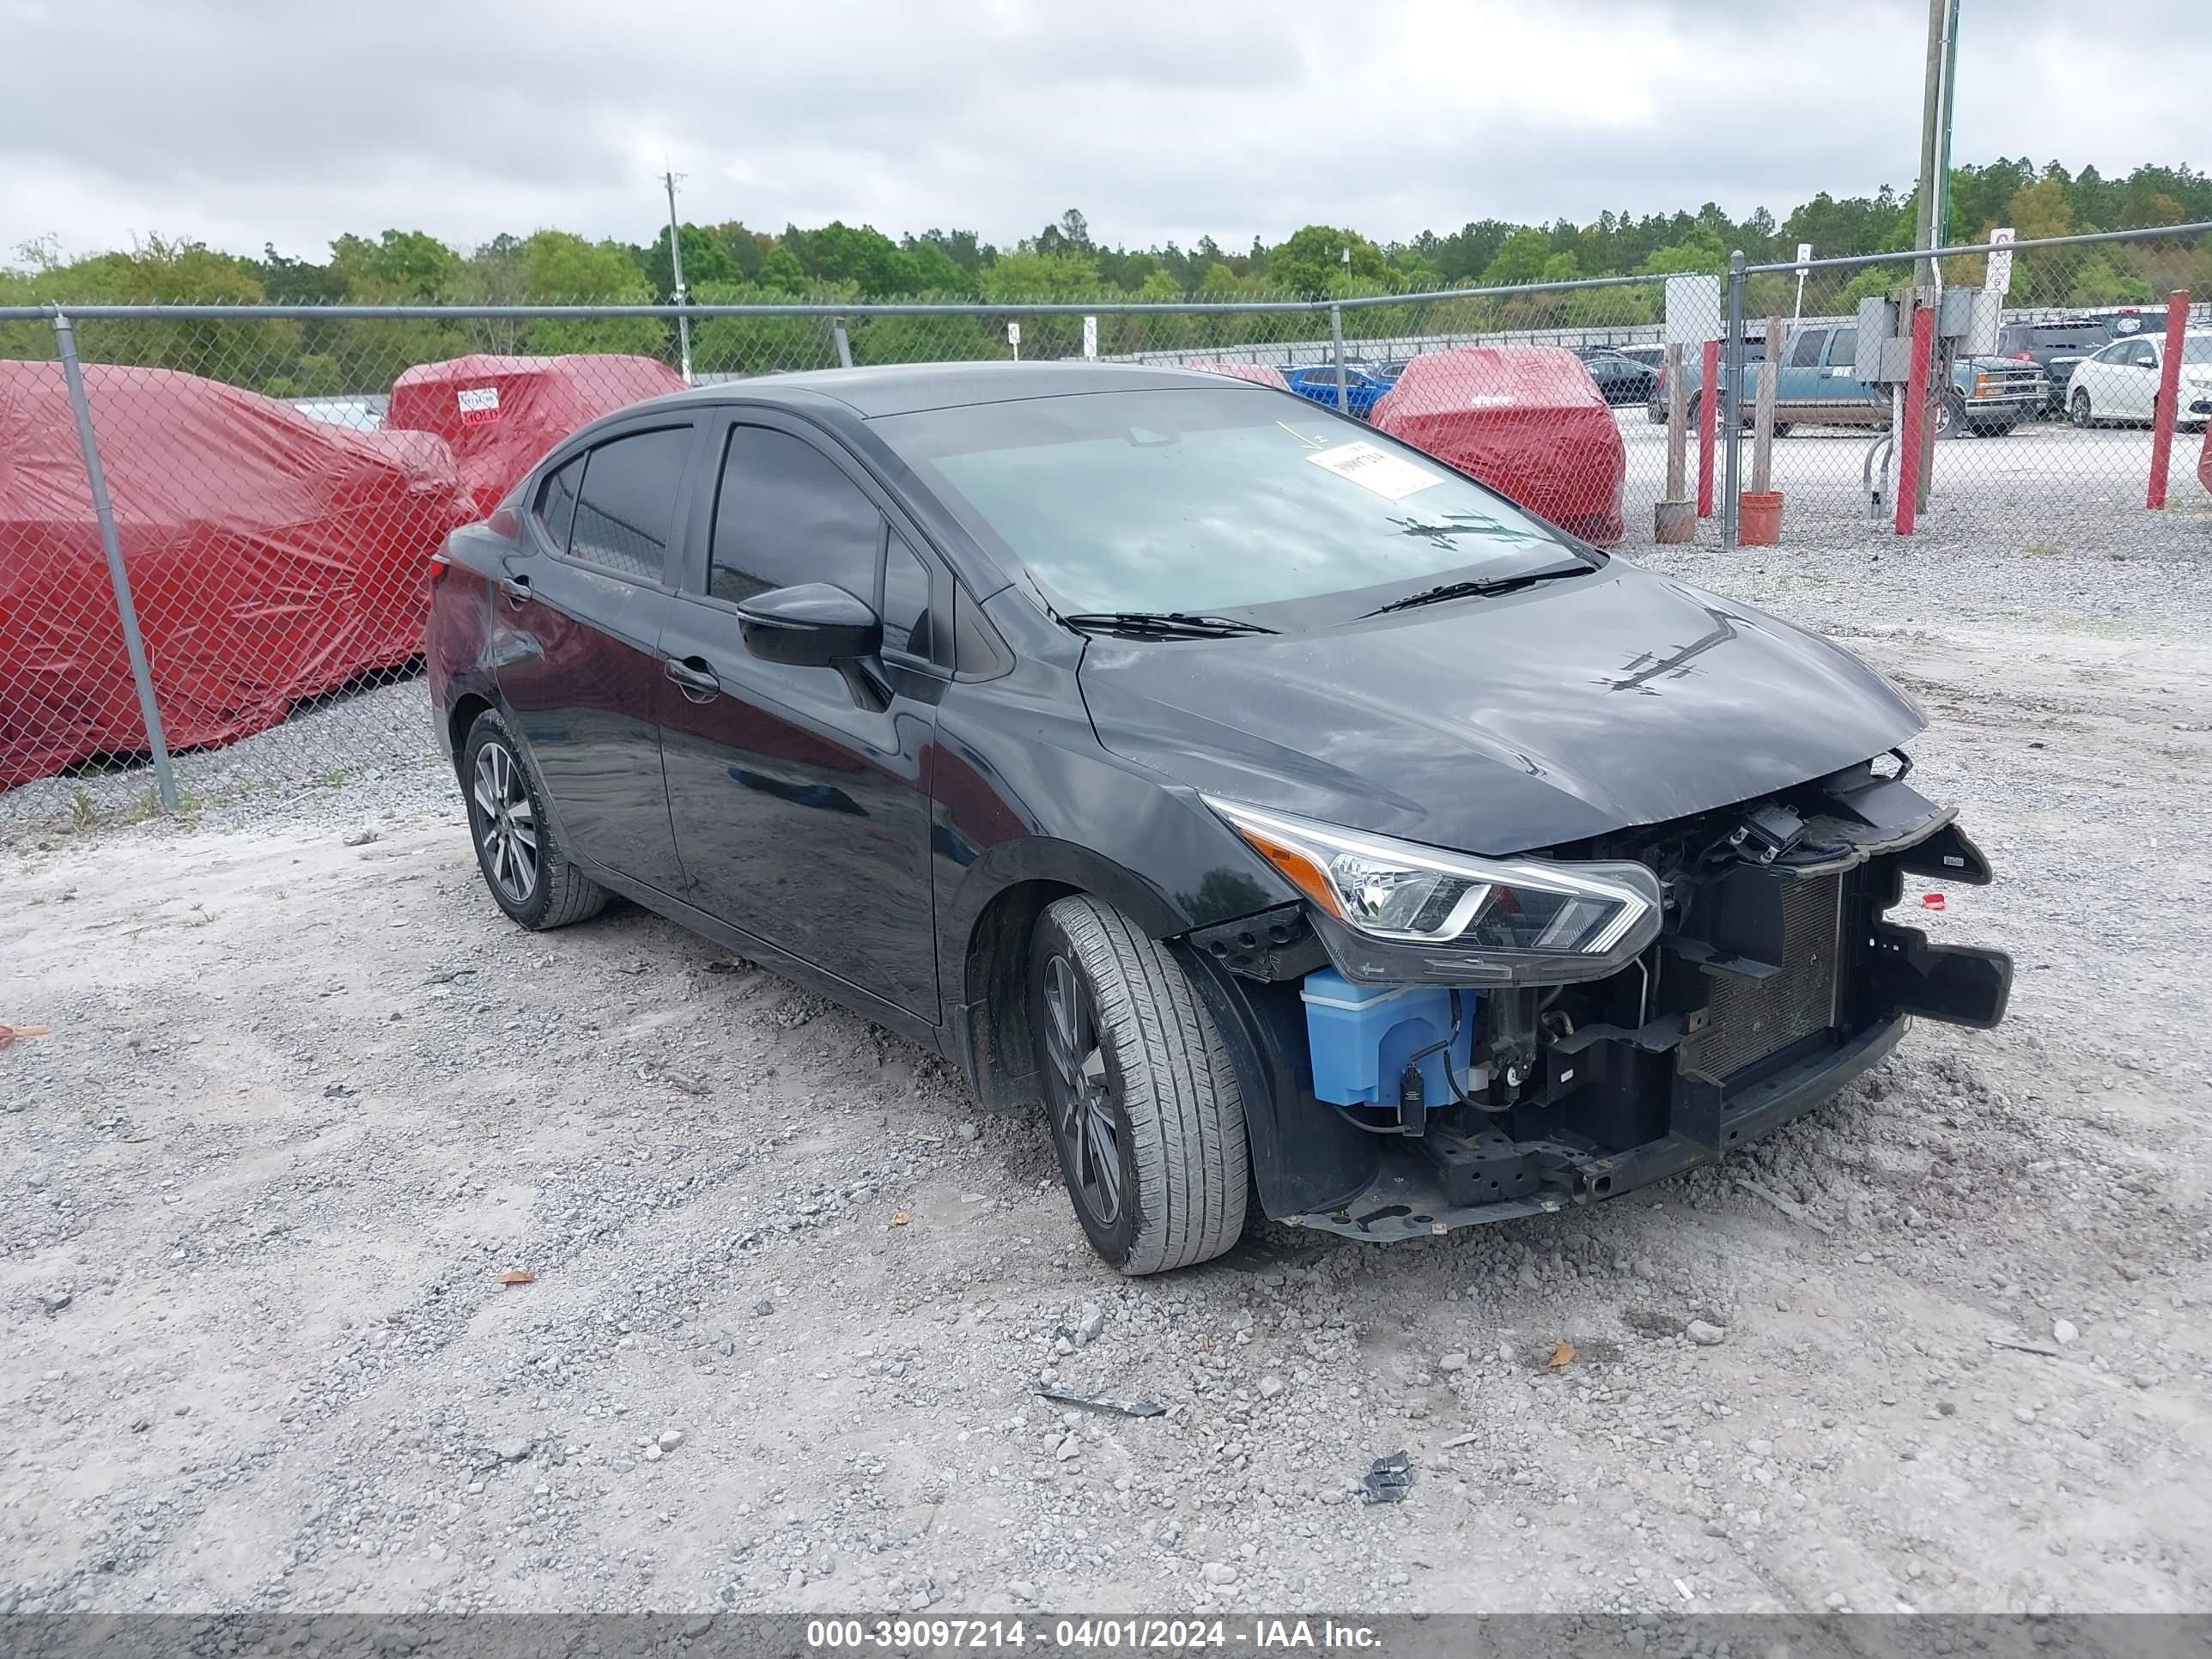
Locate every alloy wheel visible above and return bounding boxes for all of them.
[2071,388,2093,428]
[1041,952,1123,1229]
[471,741,538,905]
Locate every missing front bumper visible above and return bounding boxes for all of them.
[1279,1012,1908,1242]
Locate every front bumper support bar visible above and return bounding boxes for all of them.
[1279,1012,1907,1243]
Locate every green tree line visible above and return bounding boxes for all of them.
[3,160,2206,392]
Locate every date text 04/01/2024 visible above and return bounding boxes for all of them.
[803,1618,1384,1650]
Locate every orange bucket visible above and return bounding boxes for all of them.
[1739,489,1784,546]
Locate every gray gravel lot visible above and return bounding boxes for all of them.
[3,525,2210,1620]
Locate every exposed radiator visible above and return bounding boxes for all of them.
[1680,872,1843,1082]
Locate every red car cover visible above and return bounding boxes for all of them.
[0,362,471,790]
[1184,360,1291,389]
[386,353,688,515]
[1372,346,1626,545]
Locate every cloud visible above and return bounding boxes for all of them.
[3,0,2205,261]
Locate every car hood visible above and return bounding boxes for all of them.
[1079,563,1926,855]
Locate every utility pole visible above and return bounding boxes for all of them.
[663,170,692,386]
[1912,0,1960,288]
[1910,0,1960,503]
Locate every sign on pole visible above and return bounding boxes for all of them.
[1006,320,1021,361]
[1663,273,1723,346]
[1793,243,1813,323]
[1795,242,1813,271]
[1985,227,2015,296]
[1082,316,1097,359]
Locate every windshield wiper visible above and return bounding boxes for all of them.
[1360,563,1595,618]
[1059,611,1279,639]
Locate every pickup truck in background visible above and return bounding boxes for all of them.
[1649,323,2049,437]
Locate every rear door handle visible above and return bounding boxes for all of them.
[499,574,532,606]
[664,655,720,702]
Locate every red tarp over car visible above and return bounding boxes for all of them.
[386,353,688,516]
[1185,360,1291,389]
[0,362,472,790]
[1371,346,1626,545]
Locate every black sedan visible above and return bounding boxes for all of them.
[426,363,2009,1274]
[1571,346,1660,405]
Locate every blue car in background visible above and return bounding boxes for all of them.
[1283,364,1395,418]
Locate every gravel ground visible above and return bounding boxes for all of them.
[4,531,2211,1621]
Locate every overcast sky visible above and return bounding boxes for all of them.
[5,0,2207,263]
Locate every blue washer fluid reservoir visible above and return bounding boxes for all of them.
[1299,968,1476,1109]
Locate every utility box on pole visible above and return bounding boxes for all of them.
[1852,297,1903,382]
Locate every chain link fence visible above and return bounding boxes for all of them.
[3,223,2207,831]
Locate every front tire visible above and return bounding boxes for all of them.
[2071,387,2094,428]
[460,709,609,931]
[1030,896,1249,1275]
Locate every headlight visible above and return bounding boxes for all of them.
[1204,797,1662,968]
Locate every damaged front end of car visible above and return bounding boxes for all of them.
[1182,752,2012,1240]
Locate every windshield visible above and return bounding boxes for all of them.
[871,386,1583,618]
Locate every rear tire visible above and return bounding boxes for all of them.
[1030,896,1249,1275]
[460,709,610,931]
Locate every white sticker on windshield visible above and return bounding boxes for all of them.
[1304,440,1444,501]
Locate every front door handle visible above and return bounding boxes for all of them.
[664,655,720,702]
[499,574,532,606]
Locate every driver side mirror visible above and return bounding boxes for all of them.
[737,581,891,711]
[737,582,884,668]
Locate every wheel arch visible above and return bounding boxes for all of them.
[950,841,1194,1115]
[447,691,496,779]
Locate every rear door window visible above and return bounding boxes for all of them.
[568,427,692,584]
[1788,330,1830,368]
[536,454,583,551]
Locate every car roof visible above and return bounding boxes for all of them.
[630,361,1258,420]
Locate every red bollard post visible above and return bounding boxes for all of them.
[1894,305,1935,537]
[1696,337,1720,517]
[2148,289,2191,509]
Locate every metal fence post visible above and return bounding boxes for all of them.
[1720,251,1747,548]
[52,313,179,811]
[831,318,854,370]
[1329,306,1348,412]
[2147,289,2190,509]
